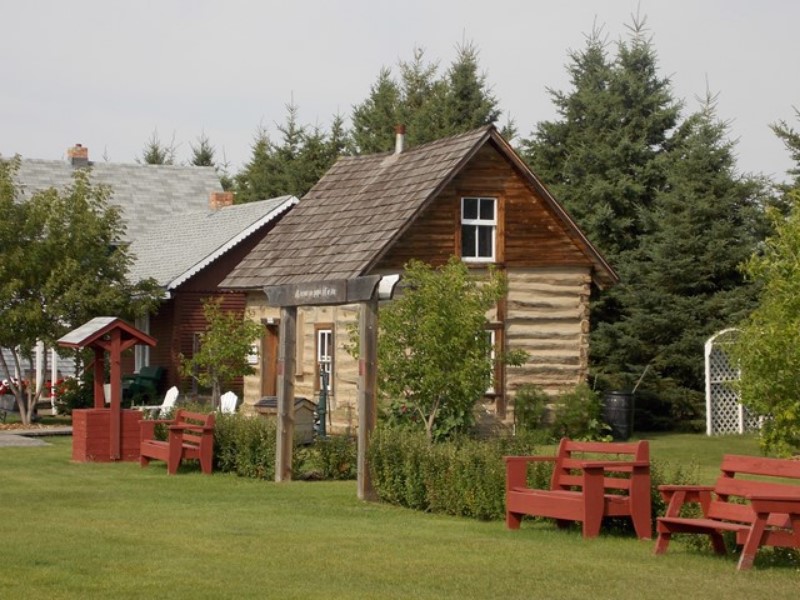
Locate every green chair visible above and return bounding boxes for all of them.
[122,366,164,403]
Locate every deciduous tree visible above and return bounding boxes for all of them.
[0,158,160,424]
[376,258,524,441]
[179,298,261,408]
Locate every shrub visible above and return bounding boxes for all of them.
[369,426,700,530]
[54,376,93,415]
[311,435,357,480]
[213,412,277,479]
[368,427,542,520]
[549,383,610,441]
[513,384,549,432]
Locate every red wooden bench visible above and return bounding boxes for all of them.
[505,438,652,539]
[139,409,215,475]
[654,454,800,570]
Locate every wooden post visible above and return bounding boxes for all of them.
[358,297,379,501]
[93,348,105,409]
[109,328,122,460]
[275,306,297,482]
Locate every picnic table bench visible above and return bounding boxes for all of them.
[505,438,652,539]
[139,409,215,475]
[654,453,800,570]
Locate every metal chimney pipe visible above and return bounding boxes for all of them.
[394,124,406,154]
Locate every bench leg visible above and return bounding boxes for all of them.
[709,531,727,555]
[654,530,671,555]
[737,517,767,571]
[167,439,182,475]
[140,455,150,469]
[631,510,652,540]
[506,511,522,530]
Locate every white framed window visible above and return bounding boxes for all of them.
[134,314,150,372]
[316,327,333,393]
[461,197,496,261]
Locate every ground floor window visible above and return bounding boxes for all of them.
[315,325,334,394]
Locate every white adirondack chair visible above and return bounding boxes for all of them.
[220,391,238,414]
[134,385,179,418]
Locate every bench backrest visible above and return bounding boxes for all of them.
[708,454,800,525]
[551,438,649,494]
[173,409,215,448]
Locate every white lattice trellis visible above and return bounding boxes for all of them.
[705,328,761,435]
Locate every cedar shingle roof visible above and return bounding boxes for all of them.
[222,126,617,289]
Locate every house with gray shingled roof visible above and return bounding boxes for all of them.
[3,145,298,403]
[222,125,617,428]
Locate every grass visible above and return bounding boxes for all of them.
[1,434,797,599]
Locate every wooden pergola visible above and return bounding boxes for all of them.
[264,274,399,500]
[58,317,156,461]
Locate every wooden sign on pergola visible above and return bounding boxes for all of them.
[264,274,399,500]
[58,317,156,461]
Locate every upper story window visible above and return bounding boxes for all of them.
[461,197,496,262]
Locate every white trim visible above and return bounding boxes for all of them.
[461,197,496,262]
[135,315,151,371]
[167,197,298,290]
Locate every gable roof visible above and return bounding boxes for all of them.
[222,126,617,290]
[12,159,223,242]
[128,195,298,290]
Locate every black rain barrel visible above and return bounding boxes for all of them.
[602,391,634,441]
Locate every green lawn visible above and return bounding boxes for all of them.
[1,434,797,599]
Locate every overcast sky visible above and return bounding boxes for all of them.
[1,0,798,182]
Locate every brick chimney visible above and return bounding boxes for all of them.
[67,144,89,167]
[394,124,406,154]
[209,191,234,210]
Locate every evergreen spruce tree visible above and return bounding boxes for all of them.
[521,17,769,424]
[138,129,176,165]
[350,43,503,153]
[598,96,767,413]
[234,127,279,203]
[189,131,216,167]
[350,68,401,154]
[441,42,501,136]
[235,106,348,202]
[770,108,800,187]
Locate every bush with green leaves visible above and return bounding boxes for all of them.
[369,426,699,531]
[513,384,549,433]
[53,376,94,415]
[368,427,543,520]
[311,435,357,480]
[730,191,800,456]
[376,257,525,442]
[213,412,277,479]
[549,383,611,441]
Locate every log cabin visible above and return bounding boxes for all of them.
[221,125,617,428]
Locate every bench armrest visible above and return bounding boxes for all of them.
[747,493,800,516]
[168,423,215,434]
[658,485,715,492]
[658,485,715,518]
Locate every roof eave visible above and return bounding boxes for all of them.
[167,197,298,290]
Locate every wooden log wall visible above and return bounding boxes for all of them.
[505,267,591,398]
